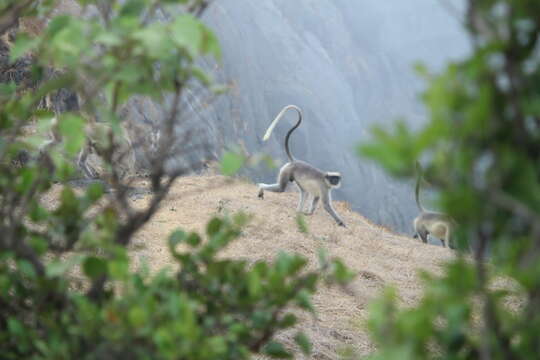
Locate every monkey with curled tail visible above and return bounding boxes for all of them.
[413,162,456,247]
[257,105,346,227]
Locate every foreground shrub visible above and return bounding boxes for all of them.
[0,1,352,358]
[361,0,540,359]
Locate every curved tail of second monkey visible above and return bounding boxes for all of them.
[263,105,303,162]
[415,161,426,212]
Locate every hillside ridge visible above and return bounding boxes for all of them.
[128,174,453,358]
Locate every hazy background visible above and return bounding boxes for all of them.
[169,0,469,233]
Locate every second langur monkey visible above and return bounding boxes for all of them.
[35,116,134,180]
[413,162,455,247]
[257,105,346,227]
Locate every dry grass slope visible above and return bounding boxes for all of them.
[127,175,454,359]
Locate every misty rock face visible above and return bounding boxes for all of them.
[193,0,468,233]
[33,0,468,234]
[3,1,468,233]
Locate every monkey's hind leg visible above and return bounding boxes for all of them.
[295,183,308,213]
[257,166,291,199]
[306,196,320,215]
[432,223,449,248]
[257,182,288,199]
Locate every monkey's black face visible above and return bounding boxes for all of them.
[325,174,341,187]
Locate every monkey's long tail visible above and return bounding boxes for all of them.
[262,105,303,162]
[415,161,425,212]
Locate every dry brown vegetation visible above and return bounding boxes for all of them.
[36,170,457,358]
[96,174,454,358]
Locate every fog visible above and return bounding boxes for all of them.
[175,0,469,233]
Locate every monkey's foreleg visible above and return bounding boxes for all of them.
[322,193,345,227]
[324,202,345,227]
[418,229,429,244]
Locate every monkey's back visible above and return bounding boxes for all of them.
[415,211,454,238]
[419,211,454,223]
[288,160,328,195]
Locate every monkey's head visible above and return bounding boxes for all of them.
[324,172,341,188]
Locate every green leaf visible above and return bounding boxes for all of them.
[247,269,262,298]
[295,289,314,313]
[263,341,292,359]
[29,236,48,255]
[294,331,312,355]
[95,31,122,47]
[46,255,83,278]
[119,0,146,17]
[50,21,87,59]
[128,306,148,327]
[191,66,212,86]
[169,229,187,249]
[7,318,25,337]
[279,313,297,328]
[186,232,202,247]
[58,186,79,213]
[295,213,308,234]
[83,257,108,279]
[318,248,329,269]
[0,83,16,96]
[220,151,245,176]
[46,15,71,38]
[86,182,104,202]
[17,260,36,278]
[16,167,38,193]
[171,15,204,57]
[58,114,85,155]
[133,25,171,58]
[30,202,50,223]
[253,262,269,277]
[201,28,221,59]
[206,336,227,356]
[207,217,223,236]
[330,259,356,284]
[109,258,129,279]
[10,34,39,62]
[46,261,69,278]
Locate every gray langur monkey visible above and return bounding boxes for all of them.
[39,94,135,180]
[257,105,346,227]
[45,120,135,180]
[76,120,136,180]
[412,162,455,247]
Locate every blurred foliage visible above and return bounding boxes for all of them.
[1,210,329,359]
[220,149,246,176]
[0,0,353,358]
[295,213,308,234]
[360,0,540,358]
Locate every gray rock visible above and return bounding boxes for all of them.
[187,0,468,233]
